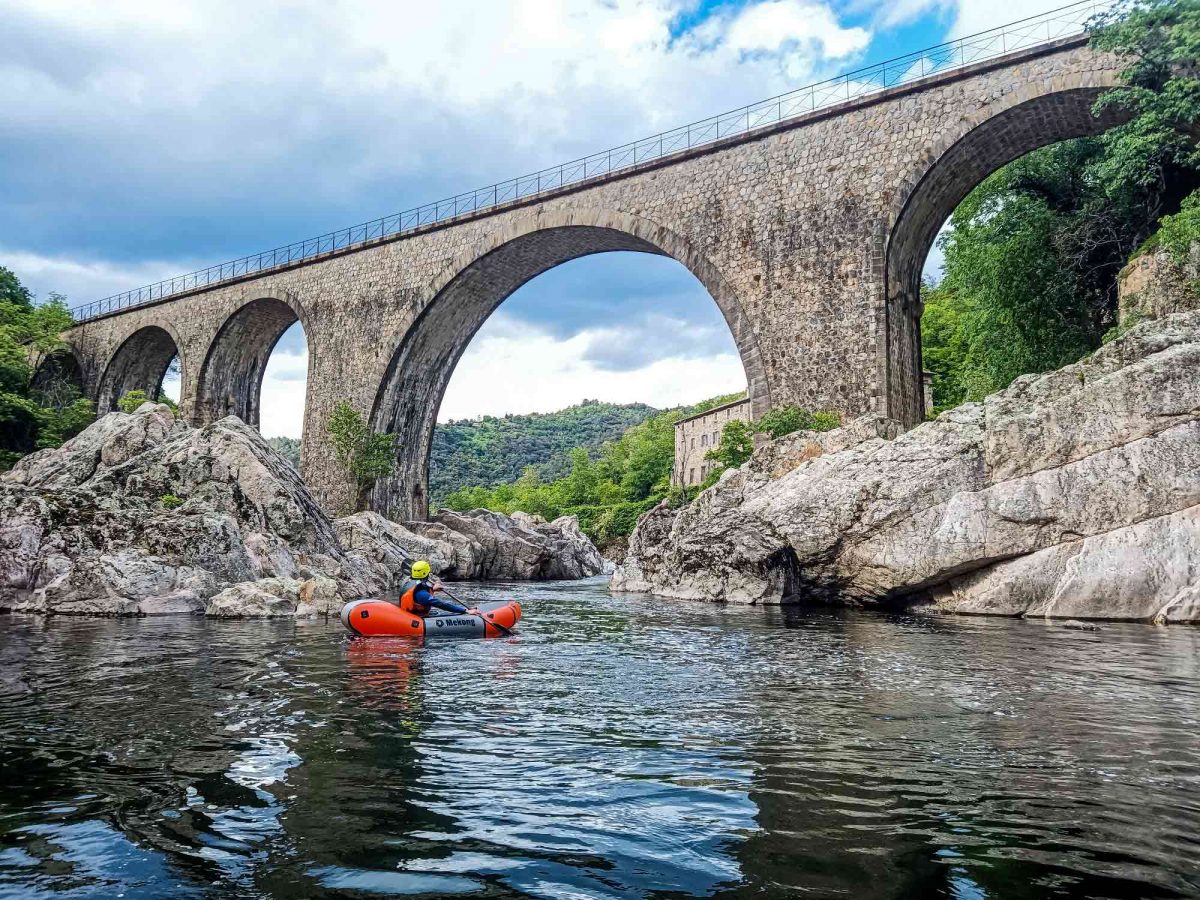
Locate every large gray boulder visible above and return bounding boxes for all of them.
[0,404,379,616]
[613,312,1200,622]
[334,508,605,583]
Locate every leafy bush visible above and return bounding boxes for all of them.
[327,401,396,512]
[118,389,151,413]
[0,267,95,469]
[705,419,754,470]
[159,494,184,509]
[753,405,840,439]
[1155,190,1200,264]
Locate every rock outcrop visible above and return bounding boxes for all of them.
[0,405,604,617]
[1118,243,1200,326]
[0,404,377,617]
[337,508,604,582]
[613,312,1200,623]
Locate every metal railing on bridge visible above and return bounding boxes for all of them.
[69,0,1116,322]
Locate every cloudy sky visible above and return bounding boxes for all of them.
[1,0,1056,437]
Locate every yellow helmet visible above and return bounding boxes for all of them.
[410,560,431,580]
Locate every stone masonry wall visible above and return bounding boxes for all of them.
[63,39,1119,517]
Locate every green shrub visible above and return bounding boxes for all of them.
[159,494,185,509]
[327,401,396,512]
[118,389,151,413]
[754,405,840,439]
[1155,190,1200,264]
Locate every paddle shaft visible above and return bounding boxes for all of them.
[434,580,514,637]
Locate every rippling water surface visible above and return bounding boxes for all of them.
[1,579,1199,899]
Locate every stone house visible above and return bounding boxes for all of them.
[672,398,752,487]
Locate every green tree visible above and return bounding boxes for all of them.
[920,3,1200,410]
[0,267,95,469]
[1091,0,1200,220]
[705,419,754,470]
[327,401,396,511]
[1154,188,1200,262]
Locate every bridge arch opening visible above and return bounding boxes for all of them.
[885,85,1126,424]
[29,348,85,410]
[369,217,767,520]
[195,297,309,435]
[97,325,182,414]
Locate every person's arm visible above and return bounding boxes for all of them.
[426,593,468,615]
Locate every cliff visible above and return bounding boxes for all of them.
[613,312,1200,623]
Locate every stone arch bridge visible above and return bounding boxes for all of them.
[59,29,1121,519]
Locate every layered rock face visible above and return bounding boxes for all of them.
[0,406,603,617]
[613,312,1200,623]
[1119,244,1200,326]
[337,508,604,582]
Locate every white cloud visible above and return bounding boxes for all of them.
[254,310,747,437]
[0,247,198,306]
[437,312,747,421]
[0,0,874,243]
[259,347,310,439]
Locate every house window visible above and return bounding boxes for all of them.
[690,437,695,449]
[689,468,695,482]
[713,430,719,443]
[701,434,708,447]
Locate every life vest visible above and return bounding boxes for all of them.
[398,577,433,616]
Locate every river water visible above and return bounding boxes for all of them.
[1,578,1198,899]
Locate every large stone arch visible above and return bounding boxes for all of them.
[96,323,185,414]
[193,293,311,431]
[882,74,1124,424]
[368,208,767,520]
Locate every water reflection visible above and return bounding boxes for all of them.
[0,583,1198,899]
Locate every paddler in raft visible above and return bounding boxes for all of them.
[397,560,479,618]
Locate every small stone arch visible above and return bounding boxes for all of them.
[368,207,767,520]
[97,323,185,414]
[29,346,85,410]
[882,70,1124,424]
[193,292,311,430]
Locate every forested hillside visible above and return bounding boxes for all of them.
[429,400,657,500]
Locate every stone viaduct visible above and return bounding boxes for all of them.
[58,34,1121,519]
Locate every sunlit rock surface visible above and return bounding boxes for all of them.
[337,508,604,582]
[613,312,1200,623]
[0,405,602,617]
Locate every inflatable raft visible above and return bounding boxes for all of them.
[340,598,521,639]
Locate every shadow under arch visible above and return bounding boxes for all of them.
[30,346,85,410]
[369,209,768,521]
[194,294,311,432]
[882,80,1125,425]
[97,323,184,414]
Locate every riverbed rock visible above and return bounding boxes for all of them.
[333,508,603,582]
[0,405,379,616]
[423,509,604,580]
[206,577,305,618]
[1118,243,1200,326]
[0,405,606,617]
[613,311,1200,622]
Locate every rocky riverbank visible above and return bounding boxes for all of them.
[613,311,1200,623]
[0,406,604,617]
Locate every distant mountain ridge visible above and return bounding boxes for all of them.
[430,400,658,501]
